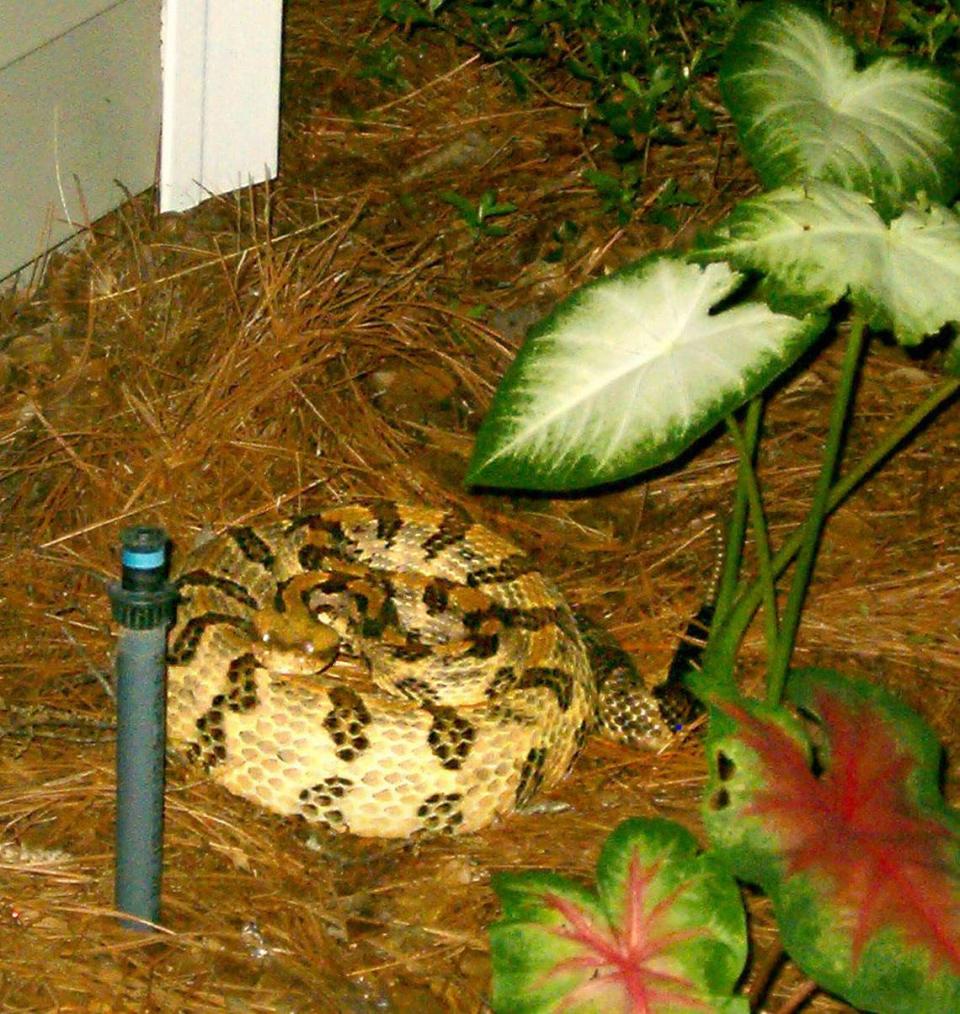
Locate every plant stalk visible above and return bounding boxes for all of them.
[712,398,763,631]
[725,412,779,663]
[703,372,959,688]
[764,314,868,704]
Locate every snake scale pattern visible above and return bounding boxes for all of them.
[167,502,689,837]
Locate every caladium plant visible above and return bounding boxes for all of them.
[489,818,749,1014]
[477,3,960,1012]
[694,181,960,345]
[467,256,826,490]
[718,1,960,220]
[700,669,960,1013]
[468,1,960,494]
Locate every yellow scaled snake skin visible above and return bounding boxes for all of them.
[167,503,684,837]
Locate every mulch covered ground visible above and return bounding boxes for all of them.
[1,1,957,1010]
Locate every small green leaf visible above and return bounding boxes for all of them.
[583,169,618,195]
[720,2,960,218]
[467,255,826,491]
[440,190,477,218]
[490,818,749,1014]
[478,191,518,220]
[504,38,549,58]
[566,58,598,83]
[695,181,960,344]
[620,71,644,97]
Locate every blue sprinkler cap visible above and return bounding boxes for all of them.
[108,526,178,630]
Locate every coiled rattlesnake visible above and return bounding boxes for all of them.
[167,502,692,837]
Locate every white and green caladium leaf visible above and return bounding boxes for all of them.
[695,181,960,345]
[721,2,960,219]
[466,255,826,491]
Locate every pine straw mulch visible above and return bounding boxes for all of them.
[1,1,958,1011]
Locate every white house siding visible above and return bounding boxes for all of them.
[0,0,162,280]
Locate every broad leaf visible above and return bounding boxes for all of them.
[720,2,960,218]
[701,669,960,1013]
[467,255,825,490]
[695,182,960,345]
[489,817,748,1013]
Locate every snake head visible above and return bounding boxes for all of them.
[252,607,340,675]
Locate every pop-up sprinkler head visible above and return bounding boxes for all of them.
[108,525,178,931]
[109,526,177,628]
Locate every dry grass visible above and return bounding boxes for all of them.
[1,1,957,1010]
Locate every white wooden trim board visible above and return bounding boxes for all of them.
[159,0,284,213]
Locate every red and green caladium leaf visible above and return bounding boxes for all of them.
[700,668,960,1012]
[489,818,748,1013]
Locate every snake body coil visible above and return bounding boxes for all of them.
[168,503,679,837]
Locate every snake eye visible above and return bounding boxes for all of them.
[260,631,272,644]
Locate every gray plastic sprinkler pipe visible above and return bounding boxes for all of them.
[108,526,177,931]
